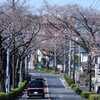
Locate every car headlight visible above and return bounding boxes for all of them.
[34,91,38,94]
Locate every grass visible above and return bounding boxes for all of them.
[0,81,27,100]
[89,94,100,100]
[63,74,100,100]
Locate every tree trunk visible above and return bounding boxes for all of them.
[26,57,29,75]
[12,54,16,88]
[16,57,19,85]
[0,49,4,91]
[22,59,25,81]
[12,52,18,88]
[88,53,95,92]
[68,39,71,77]
[5,49,10,93]
[0,35,4,91]
[25,57,27,78]
[19,60,22,83]
[12,32,18,88]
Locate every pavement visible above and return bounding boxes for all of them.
[17,71,85,100]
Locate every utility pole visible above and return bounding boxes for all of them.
[63,48,66,73]
[72,37,78,83]
[68,39,71,77]
[78,45,81,69]
[54,43,57,71]
[54,32,58,72]
[63,37,66,73]
[73,41,76,83]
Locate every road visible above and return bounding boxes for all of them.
[17,71,85,100]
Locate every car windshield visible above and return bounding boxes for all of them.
[29,80,44,88]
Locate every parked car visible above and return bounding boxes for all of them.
[27,78,46,98]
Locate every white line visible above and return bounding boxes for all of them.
[45,78,51,100]
[60,78,71,89]
[60,78,66,88]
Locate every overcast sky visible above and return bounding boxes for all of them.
[0,0,100,10]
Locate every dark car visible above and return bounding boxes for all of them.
[27,78,46,98]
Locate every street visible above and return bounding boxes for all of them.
[17,71,84,100]
[0,0,99,99]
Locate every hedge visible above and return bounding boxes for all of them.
[81,91,96,99]
[64,75,75,86]
[73,86,82,95]
[63,74,100,100]
[64,75,82,95]
[89,94,100,100]
[71,84,77,88]
[0,81,27,100]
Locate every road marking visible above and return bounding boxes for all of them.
[60,78,66,88]
[60,78,71,89]
[44,78,51,100]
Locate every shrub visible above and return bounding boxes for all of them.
[89,94,100,100]
[64,75,82,95]
[63,75,98,99]
[81,91,95,99]
[75,87,82,95]
[0,81,27,100]
[0,92,8,99]
[64,75,74,86]
[71,84,77,89]
[18,80,27,88]
[71,84,82,95]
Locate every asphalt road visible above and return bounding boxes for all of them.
[17,71,85,100]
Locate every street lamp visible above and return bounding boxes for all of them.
[68,38,71,77]
[63,29,67,73]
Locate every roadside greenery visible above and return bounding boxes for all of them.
[63,74,100,100]
[81,91,95,99]
[64,74,82,95]
[0,81,27,100]
[35,67,56,74]
[34,68,100,100]
[89,94,100,100]
[64,75,75,86]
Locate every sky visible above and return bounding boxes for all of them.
[0,0,100,11]
[28,0,100,10]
